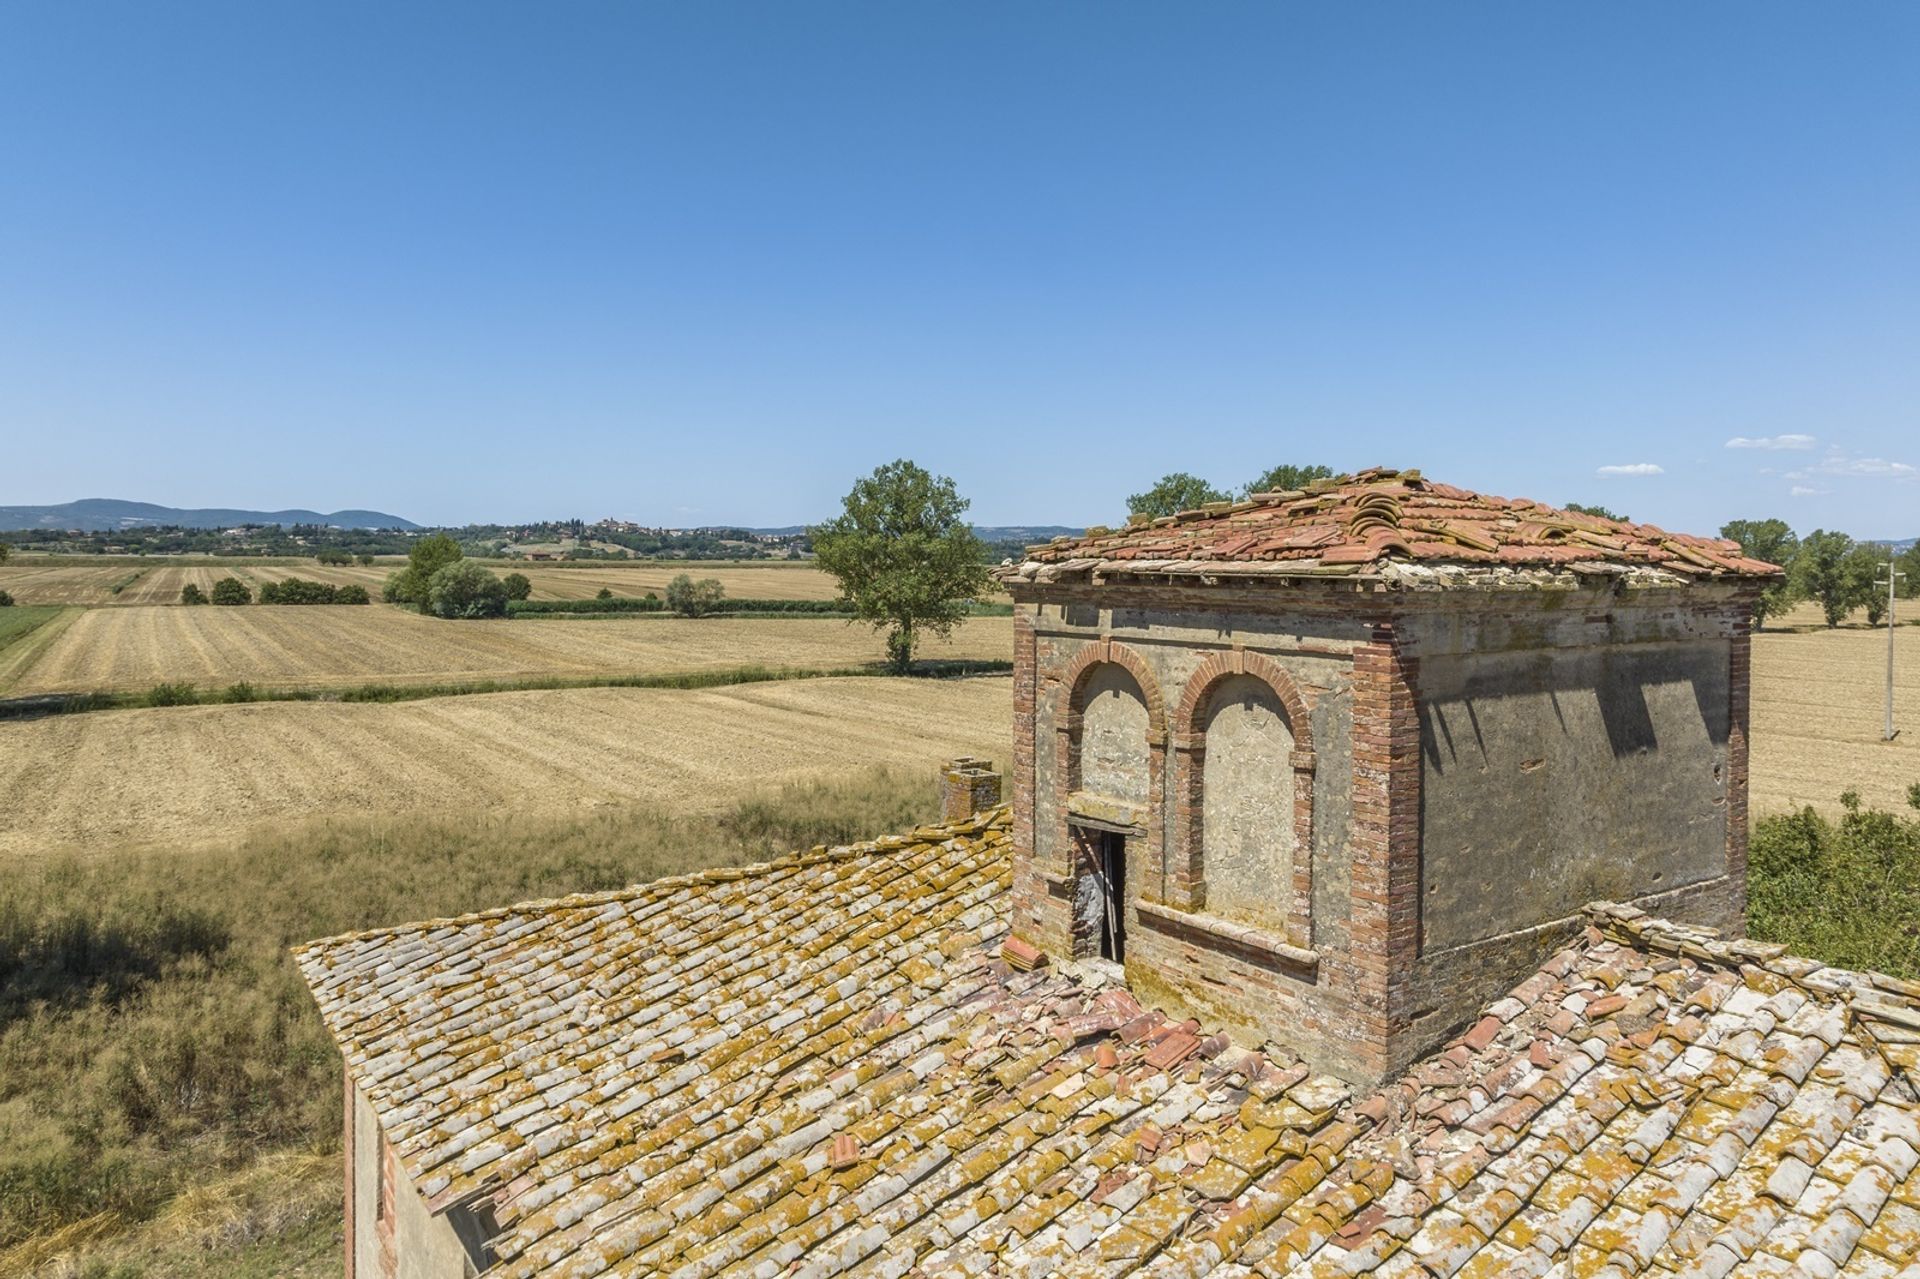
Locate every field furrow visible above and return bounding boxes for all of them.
[0,675,1013,856]
[5,606,1011,693]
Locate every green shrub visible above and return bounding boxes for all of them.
[142,683,201,707]
[0,590,12,608]
[221,682,262,703]
[179,583,208,605]
[506,596,667,615]
[356,553,375,566]
[337,584,371,605]
[502,572,532,601]
[426,561,509,619]
[596,586,614,600]
[315,550,351,567]
[666,573,726,617]
[259,577,338,605]
[1749,787,1920,978]
[209,577,251,606]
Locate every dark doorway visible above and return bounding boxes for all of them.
[1094,831,1126,962]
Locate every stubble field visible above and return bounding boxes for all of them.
[0,674,1013,857]
[0,557,848,606]
[1749,607,1920,814]
[4,606,1013,694]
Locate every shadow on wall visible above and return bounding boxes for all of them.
[1421,646,1729,775]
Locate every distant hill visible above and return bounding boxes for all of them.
[0,498,418,532]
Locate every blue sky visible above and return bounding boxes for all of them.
[3,4,1916,534]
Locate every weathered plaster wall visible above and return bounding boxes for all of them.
[351,1083,473,1279]
[1079,665,1152,803]
[1202,673,1295,928]
[1417,640,1730,949]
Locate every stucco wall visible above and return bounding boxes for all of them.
[1079,665,1152,803]
[351,1083,474,1279]
[1201,673,1295,928]
[1416,639,1730,950]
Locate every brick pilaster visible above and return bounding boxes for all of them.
[1725,610,1752,931]
[1348,622,1422,1079]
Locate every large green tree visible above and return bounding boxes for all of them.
[383,533,465,612]
[1843,543,1895,627]
[1243,463,1334,497]
[811,460,992,673]
[1900,543,1920,601]
[1126,472,1229,520]
[1719,518,1800,628]
[0,542,10,564]
[1793,530,1862,628]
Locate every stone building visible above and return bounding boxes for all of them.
[997,467,1780,1083]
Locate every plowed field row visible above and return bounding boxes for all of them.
[4,605,1014,694]
[1750,619,1920,814]
[0,675,1013,856]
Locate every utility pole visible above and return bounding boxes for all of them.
[1879,561,1905,741]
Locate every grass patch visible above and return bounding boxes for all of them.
[0,763,957,1263]
[1748,785,1920,979]
[0,660,1014,720]
[0,608,68,655]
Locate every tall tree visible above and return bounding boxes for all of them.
[1243,463,1334,496]
[1900,543,1920,601]
[1126,472,1228,520]
[383,533,464,612]
[811,460,992,674]
[1792,529,1861,628]
[0,542,10,564]
[1843,543,1893,627]
[1720,518,1800,628]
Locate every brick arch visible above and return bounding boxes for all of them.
[1059,638,1167,741]
[1170,650,1316,944]
[1173,650,1312,753]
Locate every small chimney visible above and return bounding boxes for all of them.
[941,758,1002,822]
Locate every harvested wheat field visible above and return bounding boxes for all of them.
[482,560,844,601]
[0,562,141,605]
[4,605,1013,693]
[1750,614,1920,813]
[0,674,1012,856]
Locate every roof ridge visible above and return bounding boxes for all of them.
[1584,900,1920,1033]
[290,804,1012,956]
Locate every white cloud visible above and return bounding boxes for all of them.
[1790,485,1828,497]
[1812,453,1917,478]
[1725,434,1816,451]
[1596,463,1664,478]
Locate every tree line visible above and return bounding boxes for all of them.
[1719,519,1918,628]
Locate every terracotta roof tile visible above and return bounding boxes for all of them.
[1004,467,1784,582]
[298,825,1918,1276]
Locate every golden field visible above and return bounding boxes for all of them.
[0,556,847,605]
[0,674,1012,857]
[1749,605,1920,814]
[3,606,1013,694]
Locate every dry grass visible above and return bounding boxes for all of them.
[1750,604,1920,814]
[0,565,134,607]
[479,559,843,601]
[4,606,1013,695]
[0,674,1013,856]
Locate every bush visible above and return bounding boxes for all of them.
[597,586,615,600]
[209,577,251,606]
[506,596,667,615]
[0,590,13,608]
[337,584,371,605]
[356,553,375,566]
[142,682,200,707]
[259,577,338,605]
[221,682,262,703]
[666,573,726,617]
[315,550,351,566]
[426,561,509,619]
[502,572,533,601]
[179,583,208,606]
[1749,787,1920,978]
[385,533,465,612]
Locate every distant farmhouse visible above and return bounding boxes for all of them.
[299,469,1920,1277]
